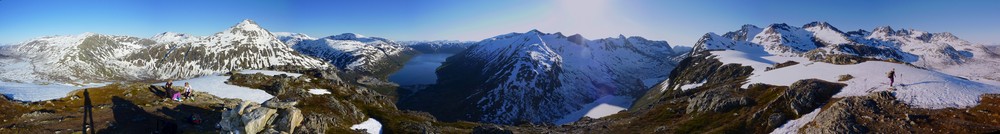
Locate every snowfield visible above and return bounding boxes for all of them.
[0,82,108,102]
[554,96,633,125]
[711,50,1000,109]
[351,118,383,134]
[156,70,302,103]
[709,50,1000,133]
[239,70,303,77]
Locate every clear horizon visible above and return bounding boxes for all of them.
[2,0,999,46]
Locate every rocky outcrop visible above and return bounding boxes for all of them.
[803,91,1000,133]
[265,65,344,84]
[686,85,755,114]
[803,91,900,133]
[634,51,754,110]
[219,99,304,134]
[472,125,514,134]
[783,79,845,116]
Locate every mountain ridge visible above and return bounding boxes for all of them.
[0,19,330,84]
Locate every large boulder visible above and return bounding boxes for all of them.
[219,100,305,134]
[263,98,298,109]
[242,107,278,134]
[275,108,304,133]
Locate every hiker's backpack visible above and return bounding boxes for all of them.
[191,114,202,124]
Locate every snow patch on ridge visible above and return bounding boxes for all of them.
[770,108,822,134]
[351,118,383,134]
[238,70,303,77]
[554,95,633,125]
[307,89,331,95]
[0,82,109,102]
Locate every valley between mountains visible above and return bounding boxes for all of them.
[1,20,999,133]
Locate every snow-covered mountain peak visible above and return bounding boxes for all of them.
[281,32,414,74]
[151,32,198,43]
[763,23,794,32]
[329,33,366,40]
[213,19,273,39]
[693,32,765,54]
[803,22,850,45]
[320,33,396,44]
[272,32,313,40]
[552,32,567,38]
[152,32,186,38]
[18,32,103,48]
[803,21,845,33]
[272,32,314,45]
[234,19,262,30]
[803,21,832,28]
[930,32,964,43]
[870,26,896,38]
[488,30,555,41]
[199,19,284,48]
[752,23,820,53]
[624,35,647,41]
[723,25,764,41]
[527,29,544,34]
[567,34,587,45]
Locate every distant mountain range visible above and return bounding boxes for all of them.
[0,20,329,84]
[692,21,1000,83]
[0,19,419,84]
[273,32,418,78]
[398,40,478,54]
[401,30,684,124]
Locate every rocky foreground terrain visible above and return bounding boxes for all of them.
[0,66,479,133]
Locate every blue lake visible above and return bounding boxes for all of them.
[389,53,454,85]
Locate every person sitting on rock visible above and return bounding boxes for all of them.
[165,80,174,89]
[183,82,195,100]
[172,91,183,102]
[168,81,183,101]
[165,80,175,93]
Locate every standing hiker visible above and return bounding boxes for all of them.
[887,68,896,87]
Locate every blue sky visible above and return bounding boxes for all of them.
[1,0,998,46]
